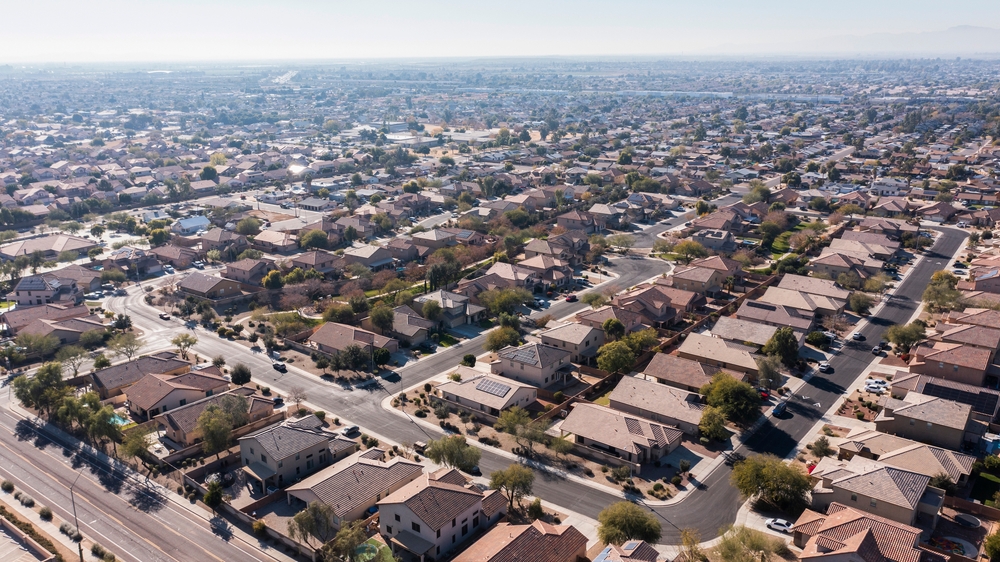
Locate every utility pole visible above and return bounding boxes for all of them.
[70,472,84,562]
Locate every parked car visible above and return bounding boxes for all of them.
[818,362,832,373]
[272,362,287,372]
[340,425,360,436]
[864,384,885,394]
[271,396,284,405]
[852,332,865,341]
[872,345,882,354]
[158,313,171,320]
[765,518,793,533]
[772,401,788,416]
[192,261,205,269]
[565,294,578,302]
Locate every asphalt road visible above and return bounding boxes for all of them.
[79,227,965,546]
[631,193,741,249]
[0,394,289,562]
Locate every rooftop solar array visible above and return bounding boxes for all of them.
[923,381,999,418]
[476,378,511,398]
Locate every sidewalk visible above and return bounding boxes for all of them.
[5,401,299,562]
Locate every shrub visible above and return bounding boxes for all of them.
[584,467,594,477]
[252,520,267,537]
[461,354,476,367]
[553,391,565,403]
[177,486,184,495]
[527,498,544,520]
[415,410,427,418]
[679,459,691,473]
[1,480,13,493]
[333,417,340,425]
[856,411,865,420]
[671,475,683,486]
[103,553,116,562]
[19,495,34,507]
[653,483,664,491]
[39,506,52,520]
[92,543,107,557]
[314,411,326,422]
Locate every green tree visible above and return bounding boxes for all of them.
[287,501,337,547]
[298,229,328,250]
[548,435,574,459]
[699,406,729,441]
[602,318,626,341]
[107,332,144,361]
[674,240,708,264]
[424,435,481,473]
[369,305,394,334]
[479,287,532,316]
[230,363,252,386]
[607,234,635,253]
[597,341,635,374]
[11,362,67,418]
[701,372,760,425]
[202,480,223,514]
[420,300,442,322]
[92,354,111,369]
[597,502,662,545]
[262,270,284,289]
[730,453,811,509]
[171,333,198,359]
[101,269,127,284]
[922,270,962,311]
[985,532,1000,561]
[88,405,122,452]
[197,405,234,459]
[148,228,170,246]
[120,426,153,474]
[329,520,368,562]
[622,328,658,355]
[235,218,262,236]
[754,354,782,390]
[762,327,799,367]
[885,322,925,351]
[849,292,875,315]
[55,346,87,378]
[90,224,105,238]
[582,293,607,309]
[490,464,534,510]
[495,406,547,456]
[200,166,218,182]
[485,327,521,352]
[15,333,59,358]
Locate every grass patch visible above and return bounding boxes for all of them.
[771,232,792,254]
[357,538,395,562]
[971,472,1000,504]
[478,319,494,329]
[438,334,459,347]
[86,301,103,307]
[593,390,613,407]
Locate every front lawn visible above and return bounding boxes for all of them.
[438,333,459,347]
[971,472,1000,505]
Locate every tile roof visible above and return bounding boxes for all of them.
[2,302,90,332]
[735,299,814,330]
[178,272,231,294]
[709,316,780,347]
[793,503,922,562]
[540,323,602,345]
[642,352,741,389]
[778,274,852,300]
[593,540,661,562]
[453,521,587,562]
[888,394,971,431]
[560,403,683,456]
[378,468,490,531]
[308,322,394,352]
[608,376,704,427]
[390,305,436,337]
[838,429,975,482]
[125,371,228,411]
[437,370,536,411]
[240,415,332,461]
[497,342,570,369]
[286,449,423,517]
[156,387,271,436]
[90,352,190,392]
[677,333,759,372]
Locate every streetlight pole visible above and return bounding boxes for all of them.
[70,472,84,562]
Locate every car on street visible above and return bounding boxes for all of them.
[340,425,360,436]
[953,270,967,276]
[85,292,104,300]
[192,261,205,269]
[565,294,578,302]
[758,388,770,399]
[158,313,171,320]
[872,345,882,354]
[272,362,287,372]
[765,518,793,533]
[467,466,482,476]
[772,401,788,416]
[115,289,127,296]
[818,362,832,373]
[852,333,865,341]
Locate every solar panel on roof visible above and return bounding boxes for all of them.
[923,382,998,416]
[624,542,639,550]
[476,379,511,398]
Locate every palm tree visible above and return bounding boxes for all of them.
[724,276,736,296]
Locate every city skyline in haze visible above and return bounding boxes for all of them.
[6,0,1000,64]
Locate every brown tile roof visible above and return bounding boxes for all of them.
[453,521,587,562]
[594,541,661,562]
[560,403,683,455]
[608,376,704,427]
[90,352,190,393]
[156,387,270,436]
[125,371,228,411]
[794,503,922,562]
[308,322,394,352]
[642,352,741,389]
[378,468,488,531]
[1,302,90,332]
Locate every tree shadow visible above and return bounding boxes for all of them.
[210,516,234,542]
[126,481,166,513]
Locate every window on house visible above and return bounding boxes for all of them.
[436,530,440,538]
[462,524,468,536]
[473,515,479,527]
[939,362,944,368]
[296,453,300,460]
[452,519,456,527]
[412,522,421,533]
[250,448,254,455]
[387,526,393,534]
[927,422,932,428]
[395,514,400,522]
[278,461,282,468]
[870,499,877,508]
[261,454,267,462]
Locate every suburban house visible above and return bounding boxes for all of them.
[89,352,191,399]
[342,245,394,271]
[491,342,572,387]
[378,468,508,562]
[641,352,747,392]
[200,229,249,255]
[251,230,298,253]
[835,428,976,486]
[710,316,798,350]
[171,216,211,235]
[413,290,486,328]
[539,323,605,364]
[523,230,590,266]
[735,300,815,332]
[12,274,82,306]
[778,274,852,302]
[150,245,200,269]
[691,229,737,252]
[435,368,538,419]
[17,312,107,345]
[556,210,597,233]
[757,286,846,316]
[286,448,423,532]
[676,333,759,379]
[907,341,990,386]
[176,273,243,300]
[411,229,457,250]
[560,403,683,468]
[223,258,277,286]
[155,387,275,448]
[890,372,1000,426]
[517,255,574,289]
[239,415,334,493]
[608,375,704,435]
[875,393,974,450]
[308,322,399,355]
[610,285,678,328]
[290,251,341,277]
[0,234,98,261]
[124,371,230,420]
[50,264,102,293]
[667,265,728,296]
[809,251,876,279]
[575,306,643,334]
[808,456,943,527]
[792,503,929,562]
[453,521,588,562]
[593,541,662,562]
[383,305,435,345]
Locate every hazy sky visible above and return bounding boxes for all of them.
[5,0,1000,63]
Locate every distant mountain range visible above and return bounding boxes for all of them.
[708,26,1000,58]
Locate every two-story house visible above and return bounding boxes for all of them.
[378,468,507,562]
[539,323,604,364]
[124,371,229,420]
[13,274,82,307]
[491,342,571,388]
[223,258,277,286]
[239,415,334,493]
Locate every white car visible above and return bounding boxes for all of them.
[864,384,885,394]
[864,379,888,388]
[765,518,793,533]
[818,362,831,373]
